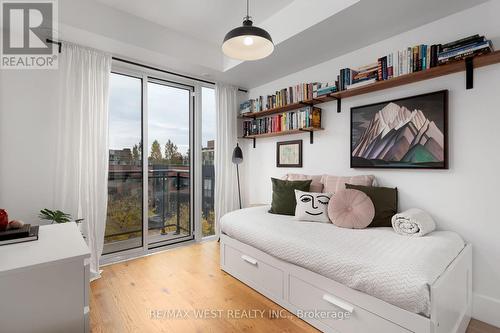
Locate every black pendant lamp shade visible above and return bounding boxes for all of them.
[222,1,274,61]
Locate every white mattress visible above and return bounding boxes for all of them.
[220,206,465,317]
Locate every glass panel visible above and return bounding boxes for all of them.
[201,87,216,237]
[104,73,143,254]
[147,81,191,244]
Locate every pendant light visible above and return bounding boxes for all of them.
[222,0,274,61]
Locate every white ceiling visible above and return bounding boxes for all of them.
[223,0,491,88]
[93,0,293,46]
[59,0,490,89]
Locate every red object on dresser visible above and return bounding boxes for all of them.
[0,209,8,231]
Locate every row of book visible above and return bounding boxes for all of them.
[239,34,494,113]
[239,83,337,114]
[339,63,378,91]
[242,107,321,136]
[437,34,493,64]
[338,34,493,90]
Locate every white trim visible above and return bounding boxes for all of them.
[100,239,198,266]
[220,235,472,333]
[472,293,500,328]
[193,85,203,241]
[200,234,219,242]
[142,72,149,253]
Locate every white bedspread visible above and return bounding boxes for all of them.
[220,206,465,317]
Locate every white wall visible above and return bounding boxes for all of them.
[242,0,500,327]
[0,70,59,223]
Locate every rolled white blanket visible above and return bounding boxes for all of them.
[392,208,436,237]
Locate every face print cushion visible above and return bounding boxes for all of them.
[294,190,333,223]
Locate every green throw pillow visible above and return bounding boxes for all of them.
[269,178,312,215]
[345,184,398,227]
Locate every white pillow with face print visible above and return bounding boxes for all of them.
[294,190,332,223]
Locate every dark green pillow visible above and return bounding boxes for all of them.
[345,184,398,227]
[269,178,312,215]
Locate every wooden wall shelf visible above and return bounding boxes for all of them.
[241,127,323,147]
[239,95,336,119]
[330,50,500,99]
[240,50,500,118]
[239,50,500,148]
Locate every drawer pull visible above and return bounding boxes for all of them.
[241,255,258,265]
[322,294,354,313]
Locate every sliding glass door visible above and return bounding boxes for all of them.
[104,73,194,254]
[147,79,193,246]
[104,73,143,254]
[201,87,216,237]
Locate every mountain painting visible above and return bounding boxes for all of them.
[351,90,448,169]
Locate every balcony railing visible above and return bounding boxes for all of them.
[104,165,215,247]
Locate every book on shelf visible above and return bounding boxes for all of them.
[440,34,484,52]
[438,38,493,64]
[346,78,377,89]
[315,84,337,97]
[339,63,378,91]
[241,33,495,119]
[240,83,320,115]
[0,225,39,246]
[242,107,321,137]
[334,33,494,93]
[240,82,340,115]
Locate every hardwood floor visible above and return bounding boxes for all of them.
[91,241,499,333]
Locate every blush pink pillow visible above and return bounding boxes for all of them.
[282,174,324,193]
[328,189,375,229]
[322,175,375,194]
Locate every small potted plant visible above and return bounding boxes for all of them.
[39,209,72,224]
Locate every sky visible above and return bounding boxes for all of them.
[108,73,216,156]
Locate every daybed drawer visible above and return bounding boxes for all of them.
[224,244,283,298]
[289,276,410,333]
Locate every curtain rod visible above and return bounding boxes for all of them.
[46,39,248,93]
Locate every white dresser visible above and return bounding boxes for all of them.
[0,222,91,333]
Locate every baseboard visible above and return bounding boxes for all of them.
[472,293,500,328]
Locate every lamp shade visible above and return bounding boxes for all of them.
[232,143,243,164]
[222,19,274,61]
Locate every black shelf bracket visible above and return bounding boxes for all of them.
[252,137,256,148]
[299,128,315,144]
[465,57,474,89]
[326,96,342,113]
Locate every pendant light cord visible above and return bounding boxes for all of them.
[245,0,251,20]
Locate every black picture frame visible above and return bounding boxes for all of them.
[277,140,303,168]
[351,90,448,169]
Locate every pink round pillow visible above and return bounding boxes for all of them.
[328,189,375,229]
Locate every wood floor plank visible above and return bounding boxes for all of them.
[90,241,498,333]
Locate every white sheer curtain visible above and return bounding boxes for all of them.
[55,42,111,279]
[215,84,240,235]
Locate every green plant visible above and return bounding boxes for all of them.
[39,209,72,224]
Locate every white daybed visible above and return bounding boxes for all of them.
[220,206,471,333]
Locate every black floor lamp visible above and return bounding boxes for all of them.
[232,143,243,209]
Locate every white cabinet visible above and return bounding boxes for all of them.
[0,223,90,333]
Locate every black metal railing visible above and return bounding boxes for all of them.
[104,165,215,242]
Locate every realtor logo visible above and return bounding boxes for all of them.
[1,0,58,69]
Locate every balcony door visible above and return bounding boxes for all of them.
[147,79,193,246]
[104,70,195,256]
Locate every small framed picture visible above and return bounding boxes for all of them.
[277,140,303,168]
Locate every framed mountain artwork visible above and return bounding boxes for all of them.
[351,90,448,169]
